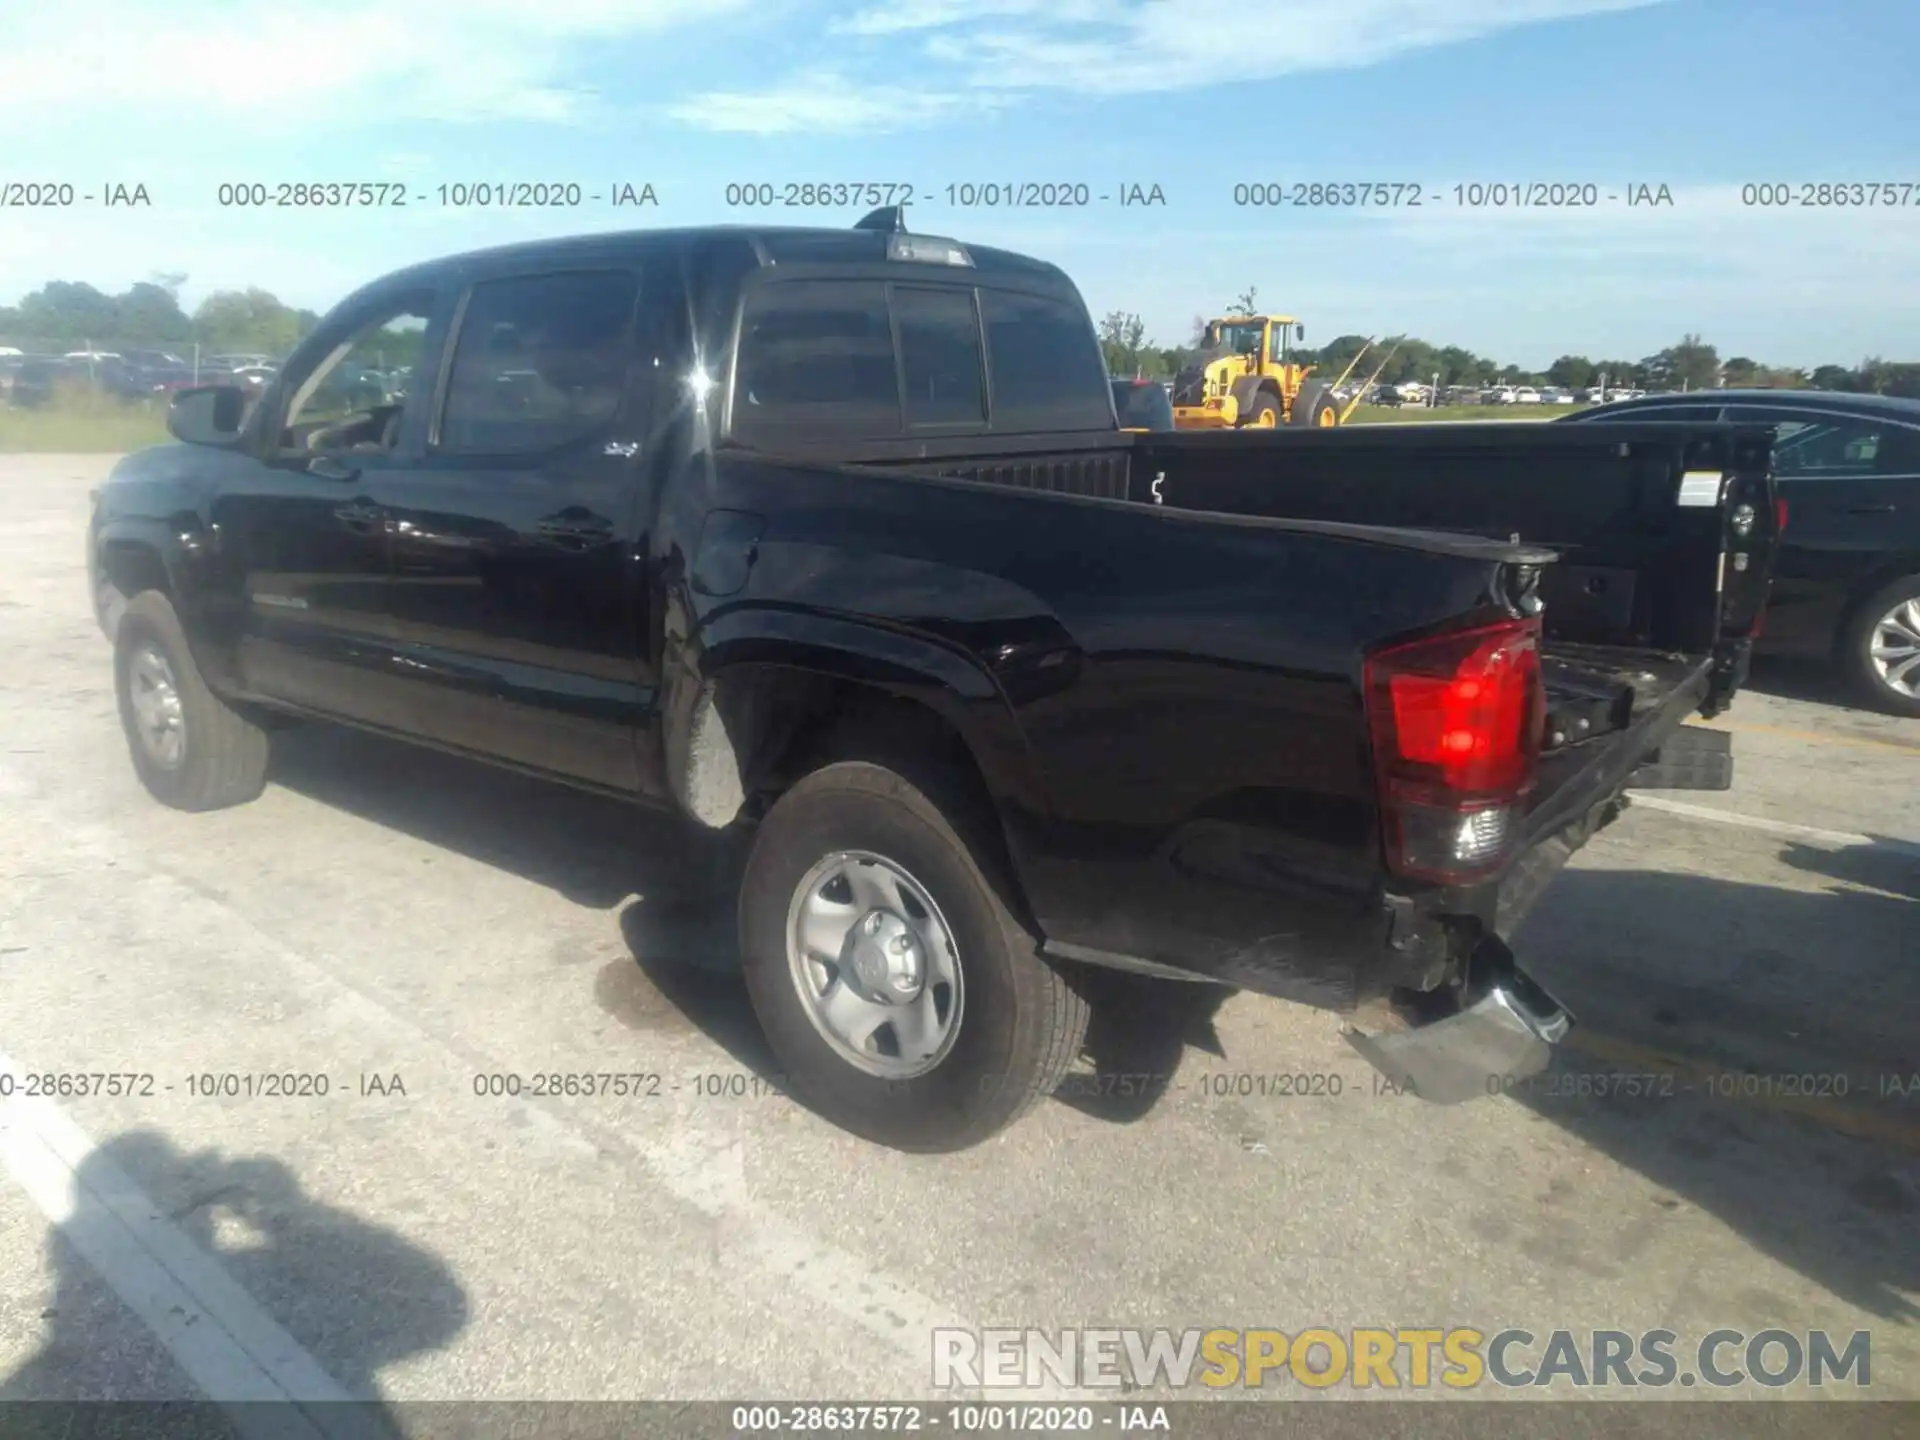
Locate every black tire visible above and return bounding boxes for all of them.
[1289,380,1339,427]
[1244,390,1281,428]
[114,590,271,810]
[738,759,1089,1152]
[1840,573,1920,717]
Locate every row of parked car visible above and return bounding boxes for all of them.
[0,348,280,406]
[1370,383,1649,406]
[0,347,413,411]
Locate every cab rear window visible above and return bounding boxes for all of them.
[731,280,1110,437]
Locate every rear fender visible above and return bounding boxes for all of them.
[661,605,1050,835]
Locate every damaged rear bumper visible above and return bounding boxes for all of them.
[1344,935,1573,1104]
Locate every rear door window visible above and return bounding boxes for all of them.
[1722,406,1882,479]
[980,289,1112,431]
[1571,402,1722,423]
[1625,403,1723,422]
[1871,424,1920,476]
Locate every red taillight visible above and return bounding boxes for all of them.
[1775,497,1789,534]
[1363,617,1544,884]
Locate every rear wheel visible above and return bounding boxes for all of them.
[114,591,270,810]
[1842,574,1920,716]
[1291,381,1339,427]
[738,759,1089,1151]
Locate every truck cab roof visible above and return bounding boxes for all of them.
[363,223,1080,301]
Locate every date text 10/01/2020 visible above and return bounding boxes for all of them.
[730,1406,1170,1434]
[1230,182,1675,207]
[721,182,1167,208]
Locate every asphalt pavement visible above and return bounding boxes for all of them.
[0,456,1914,1422]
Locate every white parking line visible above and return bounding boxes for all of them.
[0,1049,383,1440]
[1630,792,1920,858]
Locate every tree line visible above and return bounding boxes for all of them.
[6,275,1916,401]
[0,276,321,358]
[1098,287,1920,398]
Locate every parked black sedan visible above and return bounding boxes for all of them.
[1559,389,1920,715]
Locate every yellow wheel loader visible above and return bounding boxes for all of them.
[1171,317,1392,431]
[1171,315,1339,429]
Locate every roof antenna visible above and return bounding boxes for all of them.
[854,205,909,233]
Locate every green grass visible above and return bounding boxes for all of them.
[1346,403,1590,423]
[0,391,1594,454]
[0,394,170,453]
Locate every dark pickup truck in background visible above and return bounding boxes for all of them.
[86,210,1778,1151]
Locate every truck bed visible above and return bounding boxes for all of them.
[850,417,1774,928]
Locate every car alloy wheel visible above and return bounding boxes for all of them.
[1868,595,1920,699]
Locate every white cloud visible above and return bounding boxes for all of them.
[0,0,1674,139]
[664,71,998,135]
[945,0,1664,93]
[676,0,1668,131]
[830,0,1097,37]
[0,0,746,126]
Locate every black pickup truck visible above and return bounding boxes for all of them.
[87,210,1778,1151]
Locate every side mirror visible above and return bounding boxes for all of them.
[1295,324,1306,342]
[167,385,249,447]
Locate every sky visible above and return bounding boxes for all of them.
[1,0,1916,368]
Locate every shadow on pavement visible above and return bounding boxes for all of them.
[1509,852,1919,1322]
[1779,837,1920,900]
[261,721,1919,1320]
[268,722,1236,1131]
[0,1128,468,1434]
[1049,970,1233,1124]
[265,723,737,911]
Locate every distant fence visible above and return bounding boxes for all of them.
[0,337,281,367]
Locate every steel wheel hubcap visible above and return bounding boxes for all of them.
[1869,597,1920,697]
[128,644,186,768]
[785,851,963,1080]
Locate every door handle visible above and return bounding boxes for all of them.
[335,500,385,532]
[1846,504,1897,514]
[533,517,613,544]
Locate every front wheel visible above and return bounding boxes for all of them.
[738,760,1088,1151]
[1842,574,1920,716]
[114,590,270,810]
